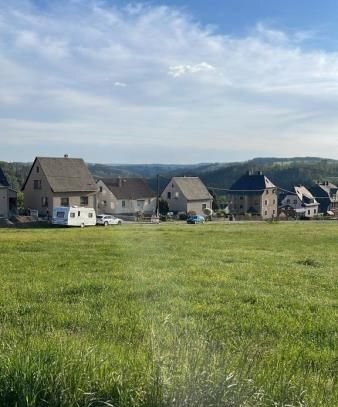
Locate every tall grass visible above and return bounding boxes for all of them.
[0,223,336,406]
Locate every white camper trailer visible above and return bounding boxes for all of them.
[52,206,96,227]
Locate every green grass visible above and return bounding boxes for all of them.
[0,222,337,406]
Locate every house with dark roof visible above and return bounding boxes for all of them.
[161,177,213,215]
[96,177,156,216]
[228,171,277,219]
[22,156,97,216]
[280,185,319,218]
[0,166,17,218]
[308,181,338,215]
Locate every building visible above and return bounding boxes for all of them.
[96,177,156,216]
[280,185,319,218]
[22,156,97,217]
[228,171,277,219]
[0,166,17,219]
[308,181,338,215]
[161,176,213,215]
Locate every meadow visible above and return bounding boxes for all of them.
[0,222,336,407]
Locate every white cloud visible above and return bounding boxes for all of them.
[168,62,216,78]
[1,2,338,162]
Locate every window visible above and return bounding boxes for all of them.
[61,197,69,206]
[293,199,297,204]
[308,210,310,215]
[70,212,75,218]
[41,197,48,207]
[266,190,269,194]
[314,209,317,214]
[78,211,81,217]
[102,200,107,207]
[137,200,145,208]
[239,205,243,209]
[167,191,171,199]
[56,211,65,218]
[36,166,40,173]
[273,209,275,215]
[265,200,268,205]
[99,186,103,192]
[286,199,290,204]
[88,212,93,218]
[148,199,151,204]
[122,200,126,208]
[175,192,179,199]
[33,180,41,190]
[265,210,268,215]
[202,203,207,210]
[80,196,88,205]
[273,199,276,204]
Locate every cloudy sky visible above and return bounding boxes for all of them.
[1,0,338,163]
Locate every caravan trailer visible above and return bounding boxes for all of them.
[52,206,96,227]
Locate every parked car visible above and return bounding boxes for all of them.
[96,214,123,226]
[187,215,205,224]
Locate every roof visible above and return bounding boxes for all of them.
[294,185,318,206]
[22,157,97,193]
[0,166,9,187]
[100,177,155,200]
[172,177,212,201]
[229,171,276,193]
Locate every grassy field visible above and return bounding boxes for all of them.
[0,222,337,407]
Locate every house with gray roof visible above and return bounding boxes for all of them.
[0,166,17,219]
[280,185,319,218]
[22,156,97,216]
[96,177,156,216]
[308,181,338,215]
[161,176,213,215]
[228,171,277,219]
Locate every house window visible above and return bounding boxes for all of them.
[137,200,145,208]
[308,210,310,215]
[61,197,69,206]
[102,200,107,207]
[266,190,269,194]
[314,209,317,214]
[36,166,40,173]
[41,197,48,207]
[80,196,88,205]
[202,203,207,210]
[265,210,268,215]
[99,186,103,192]
[273,199,276,204]
[33,180,42,190]
[167,192,171,199]
[265,200,268,205]
[273,209,275,215]
[122,200,126,208]
[286,199,290,204]
[293,199,297,204]
[175,192,179,199]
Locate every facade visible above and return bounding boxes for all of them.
[280,185,319,218]
[0,167,17,218]
[161,177,213,215]
[96,178,156,216]
[308,181,338,215]
[228,171,277,219]
[22,156,97,217]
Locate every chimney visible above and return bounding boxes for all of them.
[64,154,69,158]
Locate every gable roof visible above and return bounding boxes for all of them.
[22,157,97,193]
[229,171,275,194]
[100,177,155,200]
[294,186,318,205]
[0,166,9,187]
[172,177,212,201]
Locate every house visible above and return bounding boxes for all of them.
[0,166,17,219]
[96,177,156,216]
[161,177,213,215]
[22,156,97,217]
[280,185,319,219]
[308,181,338,215]
[228,171,277,219]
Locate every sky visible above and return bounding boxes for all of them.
[1,0,338,164]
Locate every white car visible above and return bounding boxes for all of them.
[96,214,123,226]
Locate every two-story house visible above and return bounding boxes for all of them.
[228,171,277,219]
[22,156,97,217]
[308,181,338,215]
[280,185,319,218]
[161,177,213,215]
[96,177,156,216]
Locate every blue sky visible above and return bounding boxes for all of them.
[1,0,338,163]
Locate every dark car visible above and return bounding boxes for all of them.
[187,215,205,224]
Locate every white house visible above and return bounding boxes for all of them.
[96,177,156,216]
[280,185,319,218]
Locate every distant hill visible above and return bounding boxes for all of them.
[2,157,338,196]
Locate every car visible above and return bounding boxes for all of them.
[96,214,123,226]
[186,215,205,224]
